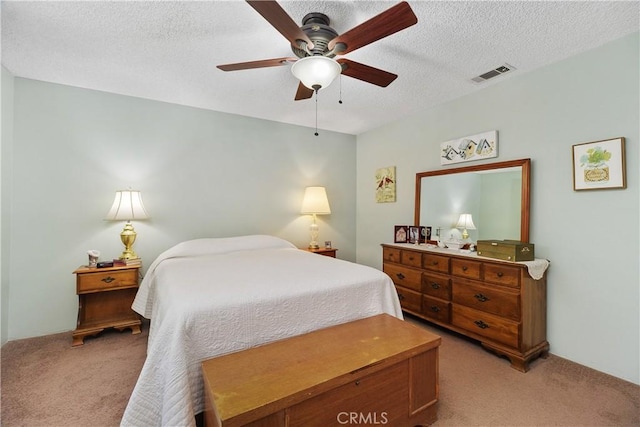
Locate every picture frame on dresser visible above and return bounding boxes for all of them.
[419,226,432,243]
[408,226,420,244]
[394,225,408,243]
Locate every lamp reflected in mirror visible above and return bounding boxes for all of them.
[456,213,476,240]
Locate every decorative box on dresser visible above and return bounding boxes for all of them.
[382,243,549,372]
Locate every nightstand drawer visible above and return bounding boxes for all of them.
[77,269,138,293]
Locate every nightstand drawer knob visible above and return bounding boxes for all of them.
[430,282,440,289]
[101,276,116,284]
[396,273,405,280]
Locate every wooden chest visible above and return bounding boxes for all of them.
[477,240,535,261]
[201,314,441,427]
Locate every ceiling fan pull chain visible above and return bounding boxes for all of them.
[339,75,343,105]
[314,92,319,136]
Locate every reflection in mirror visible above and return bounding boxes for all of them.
[415,159,530,242]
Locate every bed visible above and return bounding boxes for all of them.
[120,235,402,427]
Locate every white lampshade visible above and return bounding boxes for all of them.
[105,190,150,221]
[456,214,476,230]
[291,56,342,91]
[301,187,331,214]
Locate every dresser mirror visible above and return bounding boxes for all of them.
[414,158,531,242]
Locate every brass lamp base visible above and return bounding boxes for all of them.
[119,222,139,260]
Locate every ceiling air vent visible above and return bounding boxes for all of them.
[471,63,516,83]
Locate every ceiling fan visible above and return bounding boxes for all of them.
[217,1,418,101]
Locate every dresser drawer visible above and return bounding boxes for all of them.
[422,296,451,324]
[422,272,451,300]
[76,269,138,294]
[401,250,422,268]
[383,247,401,263]
[423,254,450,274]
[396,286,422,313]
[483,263,521,288]
[452,305,519,348]
[452,279,520,321]
[383,264,422,292]
[451,258,482,280]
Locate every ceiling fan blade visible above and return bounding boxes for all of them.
[217,57,297,72]
[246,1,314,49]
[294,82,314,101]
[328,1,417,55]
[337,58,397,87]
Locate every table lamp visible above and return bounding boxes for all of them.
[300,186,331,249]
[456,213,476,240]
[105,189,150,259]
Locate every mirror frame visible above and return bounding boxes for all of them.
[414,158,531,242]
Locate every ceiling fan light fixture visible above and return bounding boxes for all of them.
[291,56,342,91]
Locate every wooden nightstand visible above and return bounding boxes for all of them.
[72,264,142,346]
[302,247,338,258]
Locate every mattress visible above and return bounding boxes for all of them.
[121,235,402,427]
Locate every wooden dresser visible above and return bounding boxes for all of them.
[382,243,548,372]
[202,314,441,427]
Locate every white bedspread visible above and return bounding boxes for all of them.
[121,235,402,427]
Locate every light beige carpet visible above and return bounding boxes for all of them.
[2,316,639,426]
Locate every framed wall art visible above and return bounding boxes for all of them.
[376,166,396,203]
[440,130,498,165]
[572,137,626,191]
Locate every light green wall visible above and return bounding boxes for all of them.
[356,32,639,384]
[1,66,15,345]
[3,32,638,385]
[6,78,356,340]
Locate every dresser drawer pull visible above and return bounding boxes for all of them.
[408,256,415,261]
[430,306,440,313]
[431,261,439,265]
[101,276,116,284]
[497,272,504,277]
[462,266,468,271]
[396,273,405,280]
[474,293,489,302]
[474,320,489,329]
[397,292,405,301]
[430,282,440,289]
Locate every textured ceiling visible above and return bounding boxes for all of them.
[2,1,639,135]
